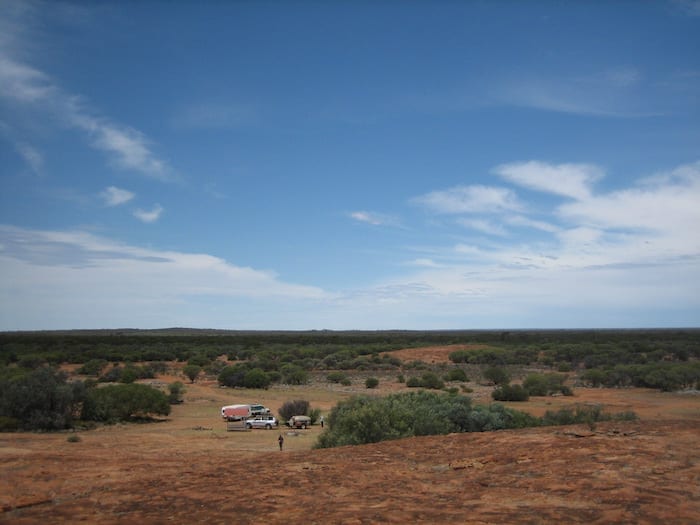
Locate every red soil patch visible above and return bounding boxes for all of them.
[2,418,698,524]
[384,344,489,364]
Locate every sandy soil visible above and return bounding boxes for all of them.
[1,348,699,524]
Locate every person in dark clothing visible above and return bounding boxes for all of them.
[278,433,284,451]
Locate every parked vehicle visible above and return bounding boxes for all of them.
[221,404,252,421]
[221,403,270,420]
[249,404,271,416]
[287,415,311,429]
[246,415,278,429]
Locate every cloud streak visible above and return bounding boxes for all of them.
[494,161,603,200]
[0,225,328,329]
[0,50,172,180]
[133,204,164,223]
[413,185,522,214]
[101,186,134,207]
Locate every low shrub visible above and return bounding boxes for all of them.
[492,384,529,401]
[327,371,348,383]
[314,391,539,448]
[279,399,310,421]
[445,368,468,382]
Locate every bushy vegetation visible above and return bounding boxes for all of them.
[0,366,84,431]
[492,384,529,401]
[365,377,379,389]
[522,373,572,396]
[0,365,171,430]
[315,391,639,448]
[406,372,444,390]
[314,391,539,448]
[278,399,311,422]
[580,362,700,391]
[81,383,170,422]
[445,368,468,382]
[1,329,697,396]
[540,404,637,427]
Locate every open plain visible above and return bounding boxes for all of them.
[1,345,699,524]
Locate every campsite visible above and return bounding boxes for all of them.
[1,330,699,523]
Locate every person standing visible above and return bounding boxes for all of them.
[320,415,324,428]
[278,433,284,451]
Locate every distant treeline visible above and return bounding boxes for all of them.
[1,329,699,393]
[2,328,698,364]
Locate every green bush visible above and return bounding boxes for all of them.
[243,368,271,389]
[182,364,202,383]
[168,381,185,404]
[81,383,170,423]
[0,367,84,431]
[522,373,569,396]
[483,366,510,385]
[77,359,108,376]
[365,377,379,389]
[280,364,308,385]
[218,364,250,387]
[492,384,529,401]
[279,399,310,421]
[327,371,348,383]
[445,368,468,382]
[405,373,444,390]
[314,391,538,448]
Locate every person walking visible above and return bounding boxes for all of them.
[278,433,284,451]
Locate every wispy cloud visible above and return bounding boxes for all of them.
[413,185,522,214]
[456,218,508,236]
[494,161,603,200]
[493,67,666,118]
[0,225,328,329]
[15,142,43,174]
[557,161,700,242]
[349,211,399,227]
[0,21,172,180]
[506,215,561,233]
[100,186,134,207]
[133,204,164,223]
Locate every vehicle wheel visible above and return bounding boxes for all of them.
[246,424,252,429]
[302,423,307,429]
[265,424,271,429]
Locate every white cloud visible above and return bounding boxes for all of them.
[15,142,43,174]
[413,185,522,214]
[349,211,399,227]
[100,186,134,207]
[557,161,700,237]
[0,56,54,102]
[407,258,441,268]
[493,68,664,118]
[506,215,561,233]
[133,204,163,223]
[0,225,328,329]
[0,52,171,180]
[456,218,508,236]
[494,161,603,200]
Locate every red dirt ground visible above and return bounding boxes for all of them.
[1,348,699,524]
[384,344,489,364]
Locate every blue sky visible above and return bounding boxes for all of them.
[1,0,699,330]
